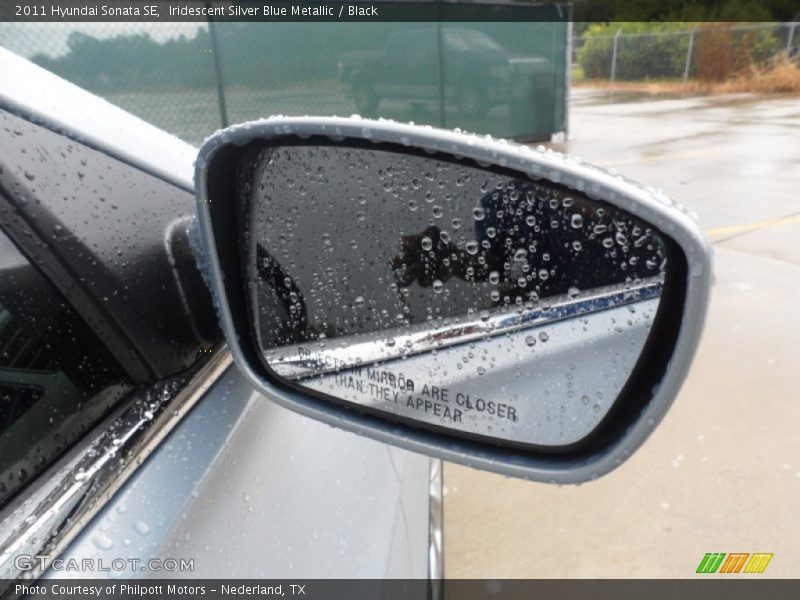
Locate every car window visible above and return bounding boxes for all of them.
[0,228,133,507]
[386,31,436,57]
[408,31,437,57]
[443,30,470,52]
[444,30,502,52]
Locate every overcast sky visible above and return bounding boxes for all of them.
[0,22,205,58]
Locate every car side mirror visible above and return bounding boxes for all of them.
[194,118,712,483]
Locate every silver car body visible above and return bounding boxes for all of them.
[0,47,436,580]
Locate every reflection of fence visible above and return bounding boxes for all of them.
[572,22,799,82]
[1,18,568,146]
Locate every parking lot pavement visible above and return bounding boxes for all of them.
[444,90,800,578]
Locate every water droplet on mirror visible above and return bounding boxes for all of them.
[570,214,584,228]
[421,236,433,251]
[432,280,444,293]
[525,336,536,347]
[472,207,485,221]
[538,331,549,342]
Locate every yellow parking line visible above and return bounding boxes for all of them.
[707,214,800,238]
[597,149,716,167]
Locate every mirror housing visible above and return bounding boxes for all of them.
[194,117,712,483]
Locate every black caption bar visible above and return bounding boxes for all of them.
[2,0,799,22]
[7,580,800,600]
[1,1,567,22]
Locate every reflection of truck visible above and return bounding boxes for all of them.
[337,28,551,117]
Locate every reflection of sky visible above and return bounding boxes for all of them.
[0,22,205,58]
[0,229,27,272]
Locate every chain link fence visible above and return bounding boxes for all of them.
[0,18,568,146]
[4,20,796,147]
[572,22,799,83]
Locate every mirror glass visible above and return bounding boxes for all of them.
[241,142,667,447]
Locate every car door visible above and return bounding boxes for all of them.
[0,49,435,582]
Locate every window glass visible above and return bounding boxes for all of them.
[445,30,504,52]
[0,228,132,506]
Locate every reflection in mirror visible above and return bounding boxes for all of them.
[241,143,667,447]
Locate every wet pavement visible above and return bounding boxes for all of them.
[444,89,800,577]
